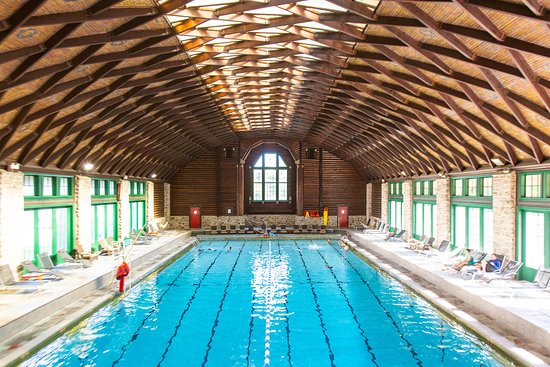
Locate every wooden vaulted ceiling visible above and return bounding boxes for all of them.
[0,0,549,180]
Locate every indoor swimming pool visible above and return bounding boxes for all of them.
[23,239,512,366]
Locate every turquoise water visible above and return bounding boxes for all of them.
[23,240,511,366]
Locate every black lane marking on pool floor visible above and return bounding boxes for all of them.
[156,243,228,367]
[246,242,264,366]
[313,249,379,367]
[329,244,423,367]
[201,242,246,366]
[293,240,336,367]
[111,241,213,367]
[277,241,293,367]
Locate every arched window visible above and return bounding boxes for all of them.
[253,153,288,202]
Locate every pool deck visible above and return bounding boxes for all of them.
[346,230,550,367]
[1,232,550,366]
[0,230,193,366]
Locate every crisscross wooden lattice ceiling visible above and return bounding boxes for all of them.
[0,0,549,180]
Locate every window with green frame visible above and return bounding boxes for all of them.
[451,204,493,253]
[130,200,146,232]
[388,182,403,228]
[413,202,437,239]
[252,153,288,202]
[517,171,550,281]
[129,181,146,196]
[91,203,118,251]
[24,174,73,197]
[452,176,492,197]
[23,206,72,264]
[92,179,118,196]
[413,180,436,197]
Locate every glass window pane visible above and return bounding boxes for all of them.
[468,207,481,250]
[264,183,276,200]
[24,176,35,196]
[454,206,466,247]
[468,179,477,196]
[415,182,421,195]
[524,212,545,269]
[97,205,106,238]
[254,156,263,167]
[253,183,263,200]
[483,209,493,254]
[56,208,69,251]
[414,203,423,235]
[525,174,542,198]
[265,169,276,182]
[279,169,287,183]
[423,204,432,237]
[432,181,437,196]
[43,177,53,196]
[278,156,286,167]
[253,170,262,182]
[99,181,106,195]
[23,210,35,260]
[396,202,402,228]
[109,181,116,195]
[482,177,492,197]
[432,204,437,236]
[107,204,116,238]
[59,178,69,196]
[264,154,276,167]
[278,183,287,200]
[38,209,53,255]
[454,180,463,196]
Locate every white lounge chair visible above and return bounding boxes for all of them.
[57,249,93,268]
[0,264,48,293]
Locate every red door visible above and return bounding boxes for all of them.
[190,207,201,228]
[337,206,348,228]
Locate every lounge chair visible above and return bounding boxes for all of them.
[364,222,388,236]
[219,225,228,234]
[99,238,121,254]
[407,235,426,250]
[277,225,286,234]
[38,252,83,271]
[57,249,93,268]
[387,229,406,242]
[533,266,550,289]
[0,264,48,293]
[456,251,488,275]
[229,225,237,234]
[414,237,435,253]
[481,260,523,283]
[157,221,168,232]
[421,239,451,257]
[21,261,68,279]
[74,244,100,260]
[320,225,327,234]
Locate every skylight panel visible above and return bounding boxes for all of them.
[298,0,347,12]
[186,0,238,8]
[197,19,242,28]
[244,6,293,16]
[297,21,337,32]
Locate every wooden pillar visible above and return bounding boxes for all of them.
[296,142,303,215]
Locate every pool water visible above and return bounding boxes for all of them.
[23,240,512,366]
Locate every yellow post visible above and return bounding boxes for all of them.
[323,207,328,226]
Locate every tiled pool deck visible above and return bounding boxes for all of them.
[347,230,550,367]
[0,231,549,366]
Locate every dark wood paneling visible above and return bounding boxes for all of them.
[170,150,218,216]
[371,182,382,218]
[219,146,238,215]
[153,182,164,218]
[321,151,366,216]
[302,147,320,211]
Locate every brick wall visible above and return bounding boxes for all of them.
[403,180,413,240]
[74,175,92,252]
[436,178,451,241]
[381,182,388,223]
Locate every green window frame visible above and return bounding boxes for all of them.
[451,204,493,253]
[129,181,146,196]
[388,199,403,229]
[23,174,73,198]
[452,176,492,198]
[91,203,118,251]
[412,201,437,239]
[92,179,118,197]
[413,180,436,197]
[130,200,146,232]
[23,206,73,265]
[388,182,403,196]
[252,153,289,202]
[516,170,550,281]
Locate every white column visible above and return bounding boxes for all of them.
[436,178,451,241]
[381,182,388,223]
[492,172,517,259]
[0,170,24,271]
[402,180,413,239]
[119,180,130,239]
[74,175,92,252]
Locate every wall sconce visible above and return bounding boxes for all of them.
[151,173,157,178]
[501,166,512,174]
[83,162,94,171]
[7,162,20,171]
[123,175,128,180]
[437,170,448,178]
[381,179,386,183]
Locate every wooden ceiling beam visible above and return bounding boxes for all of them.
[0,0,47,44]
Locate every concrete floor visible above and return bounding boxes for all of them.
[346,230,550,367]
[1,231,549,366]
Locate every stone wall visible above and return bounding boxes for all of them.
[402,180,413,240]
[0,170,24,271]
[381,182,388,223]
[366,183,372,220]
[492,172,517,259]
[146,181,155,223]
[436,178,451,241]
[74,175,92,252]
[164,183,170,218]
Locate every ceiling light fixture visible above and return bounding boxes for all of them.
[151,173,157,178]
[491,157,506,166]
[83,162,94,171]
[7,162,20,171]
